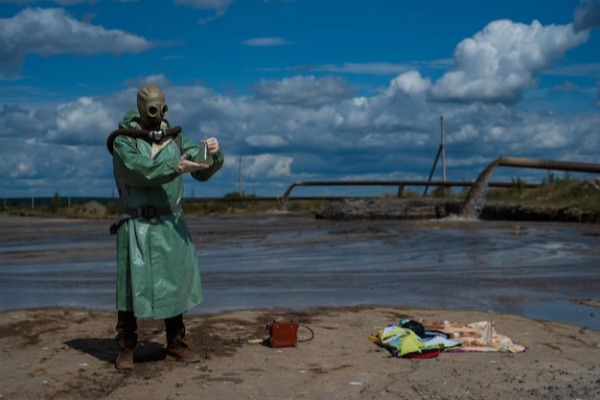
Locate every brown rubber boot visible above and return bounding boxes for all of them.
[115,337,135,370]
[165,314,201,363]
[115,311,138,370]
[166,336,201,363]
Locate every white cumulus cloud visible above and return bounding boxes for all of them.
[429,19,589,104]
[47,97,114,144]
[0,7,153,75]
[244,154,293,178]
[386,71,431,95]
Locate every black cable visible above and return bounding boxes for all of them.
[298,324,315,343]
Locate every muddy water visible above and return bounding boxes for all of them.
[1,214,599,330]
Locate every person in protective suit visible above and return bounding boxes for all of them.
[109,85,224,370]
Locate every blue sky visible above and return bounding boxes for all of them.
[1,0,599,200]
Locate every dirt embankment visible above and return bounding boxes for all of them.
[316,199,600,224]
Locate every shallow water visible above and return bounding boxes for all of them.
[0,215,599,330]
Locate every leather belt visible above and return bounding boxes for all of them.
[109,204,182,234]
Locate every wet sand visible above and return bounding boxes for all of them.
[1,214,600,399]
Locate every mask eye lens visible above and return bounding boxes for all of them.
[147,106,159,117]
[147,104,168,118]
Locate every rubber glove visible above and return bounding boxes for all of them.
[177,153,207,174]
[205,137,220,154]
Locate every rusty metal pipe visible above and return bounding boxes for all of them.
[498,156,600,173]
[278,179,539,210]
[460,156,600,218]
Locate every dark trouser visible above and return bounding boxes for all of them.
[115,311,138,347]
[115,311,185,345]
[164,314,186,344]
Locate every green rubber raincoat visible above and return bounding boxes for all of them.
[111,110,224,319]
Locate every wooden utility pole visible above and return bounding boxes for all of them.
[440,116,446,182]
[423,116,447,195]
[238,157,243,196]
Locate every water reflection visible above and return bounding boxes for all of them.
[0,215,598,330]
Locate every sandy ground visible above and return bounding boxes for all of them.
[1,306,600,400]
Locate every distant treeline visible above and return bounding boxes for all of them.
[0,194,329,215]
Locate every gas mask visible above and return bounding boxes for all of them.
[137,85,169,130]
